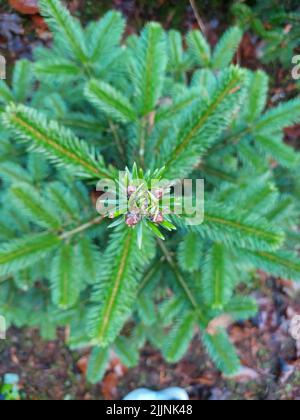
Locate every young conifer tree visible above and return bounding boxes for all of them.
[0,0,299,382]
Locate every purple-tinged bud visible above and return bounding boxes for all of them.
[153,189,164,200]
[152,212,164,224]
[127,186,137,197]
[125,212,140,227]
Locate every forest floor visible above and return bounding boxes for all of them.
[0,0,300,400]
[0,276,300,400]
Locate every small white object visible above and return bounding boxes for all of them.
[0,315,6,340]
[4,374,19,385]
[123,387,189,401]
[290,315,300,340]
[0,56,6,80]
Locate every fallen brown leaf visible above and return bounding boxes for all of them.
[9,0,39,15]
[229,366,261,382]
[206,314,233,335]
[77,356,88,375]
[101,372,119,400]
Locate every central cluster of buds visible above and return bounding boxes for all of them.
[96,164,177,246]
[125,185,165,227]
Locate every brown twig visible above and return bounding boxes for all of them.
[157,239,199,310]
[189,0,207,36]
[109,120,126,164]
[60,216,104,240]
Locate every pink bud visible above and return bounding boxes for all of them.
[127,186,137,197]
[152,212,164,224]
[153,189,164,200]
[125,212,140,227]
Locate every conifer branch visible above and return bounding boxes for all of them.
[239,248,300,281]
[132,23,167,116]
[203,205,284,251]
[202,329,241,375]
[157,240,199,311]
[3,104,113,180]
[202,243,232,309]
[163,312,197,363]
[212,27,243,70]
[86,10,125,62]
[0,81,14,104]
[39,0,87,63]
[89,226,155,346]
[174,202,284,252]
[162,66,246,178]
[87,347,110,384]
[85,79,137,123]
[60,216,104,241]
[0,233,62,276]
[138,257,165,293]
[51,243,80,309]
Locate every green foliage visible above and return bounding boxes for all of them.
[239,249,300,281]
[225,296,258,321]
[114,336,140,368]
[86,10,125,63]
[177,232,203,273]
[202,244,232,309]
[3,104,112,179]
[254,99,300,134]
[39,0,87,62]
[0,233,61,276]
[202,330,241,376]
[10,183,61,229]
[160,66,247,178]
[187,30,211,68]
[242,70,268,123]
[212,27,243,70]
[12,60,34,103]
[163,313,197,363]
[187,26,243,71]
[232,1,300,67]
[87,347,110,384]
[89,226,155,347]
[85,79,137,123]
[131,23,167,116]
[0,0,299,384]
[50,243,81,309]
